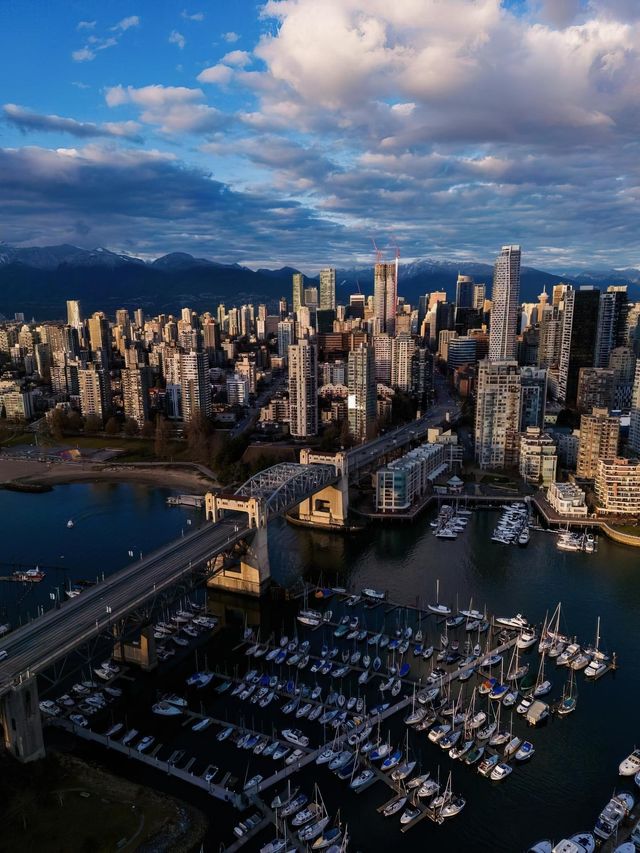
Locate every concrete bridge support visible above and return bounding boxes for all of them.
[297,450,349,528]
[205,493,271,596]
[1,675,45,763]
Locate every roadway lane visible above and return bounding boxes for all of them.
[0,517,249,694]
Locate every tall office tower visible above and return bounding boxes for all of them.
[474,360,521,469]
[115,308,130,332]
[134,308,144,329]
[279,297,288,319]
[411,347,434,409]
[576,367,615,414]
[239,304,253,337]
[488,245,521,362]
[216,303,226,329]
[78,362,110,421]
[181,307,193,325]
[203,318,220,353]
[558,287,600,407]
[277,319,296,358]
[303,287,319,308]
[576,408,620,479]
[447,336,477,370]
[473,284,486,311]
[227,307,240,337]
[609,346,637,409]
[538,305,563,368]
[87,312,110,358]
[438,330,458,362]
[373,262,398,335]
[373,333,392,385]
[258,304,267,322]
[122,366,150,428]
[292,272,305,313]
[66,300,82,330]
[319,268,336,310]
[629,359,640,454]
[519,366,547,429]
[626,302,640,354]
[288,339,318,438]
[456,275,475,308]
[348,344,377,442]
[552,283,570,309]
[595,286,629,367]
[391,334,415,392]
[417,295,429,338]
[297,306,315,338]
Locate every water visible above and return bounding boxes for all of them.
[0,483,202,627]
[4,485,640,850]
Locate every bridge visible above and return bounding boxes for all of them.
[0,404,456,762]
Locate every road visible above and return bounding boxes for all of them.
[0,516,249,696]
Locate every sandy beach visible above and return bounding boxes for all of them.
[0,456,219,493]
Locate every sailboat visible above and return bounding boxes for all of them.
[428,579,451,616]
[584,617,609,678]
[556,668,577,716]
[533,652,552,697]
[506,642,529,682]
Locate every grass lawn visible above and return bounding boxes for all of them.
[611,524,640,536]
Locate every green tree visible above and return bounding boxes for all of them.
[124,417,139,436]
[141,419,155,438]
[185,411,212,463]
[154,414,170,459]
[105,417,120,435]
[48,408,67,441]
[84,414,102,433]
[66,409,83,432]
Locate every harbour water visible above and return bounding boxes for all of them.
[3,484,640,851]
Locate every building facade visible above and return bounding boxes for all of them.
[474,359,521,469]
[488,245,521,362]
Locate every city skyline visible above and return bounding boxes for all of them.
[2,1,640,269]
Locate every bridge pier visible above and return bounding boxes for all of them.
[1,675,45,763]
[205,493,271,596]
[296,450,349,528]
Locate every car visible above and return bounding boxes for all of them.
[0,650,7,661]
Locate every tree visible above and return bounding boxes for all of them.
[141,419,154,438]
[105,417,120,435]
[84,414,102,433]
[66,409,83,432]
[154,414,170,459]
[48,408,67,441]
[185,411,212,464]
[124,417,139,436]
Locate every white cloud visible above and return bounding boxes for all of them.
[222,49,251,67]
[169,30,186,49]
[77,20,96,31]
[181,10,204,21]
[72,48,96,62]
[112,15,140,32]
[105,84,224,133]
[223,31,240,42]
[197,64,234,84]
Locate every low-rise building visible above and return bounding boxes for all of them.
[547,482,588,517]
[375,443,448,512]
[595,457,640,515]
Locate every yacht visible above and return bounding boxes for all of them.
[515,740,535,762]
[619,748,640,776]
[594,792,635,841]
[490,762,513,781]
[495,614,529,630]
[152,700,183,716]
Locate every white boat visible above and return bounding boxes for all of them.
[67,519,74,528]
[619,749,640,776]
[517,626,538,650]
[282,728,309,747]
[495,614,529,630]
[428,579,451,616]
[137,735,155,752]
[382,796,407,817]
[152,700,184,717]
[350,769,374,789]
[594,792,635,840]
[490,762,513,781]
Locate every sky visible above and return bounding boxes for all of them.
[1,0,640,271]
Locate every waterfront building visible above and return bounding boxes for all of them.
[375,443,447,512]
[576,408,620,479]
[576,367,615,414]
[558,287,600,407]
[373,262,398,335]
[122,366,150,428]
[474,359,521,469]
[489,245,521,362]
[547,482,588,517]
[319,268,336,310]
[595,457,640,515]
[288,338,318,438]
[78,362,110,421]
[348,343,377,442]
[518,427,558,487]
[1,387,34,420]
[554,429,580,470]
[179,350,212,421]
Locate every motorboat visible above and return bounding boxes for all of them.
[137,735,155,752]
[554,833,596,853]
[70,713,88,727]
[292,802,322,827]
[619,749,640,776]
[477,753,499,776]
[417,779,440,798]
[282,728,309,747]
[594,792,635,841]
[557,643,581,667]
[152,700,183,716]
[350,769,374,789]
[495,614,529,630]
[400,804,420,825]
[515,740,535,762]
[441,796,466,818]
[517,627,538,650]
[490,762,513,781]
[504,736,522,758]
[465,745,485,766]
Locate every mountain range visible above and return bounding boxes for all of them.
[1,243,638,321]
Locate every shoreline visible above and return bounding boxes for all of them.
[0,457,219,495]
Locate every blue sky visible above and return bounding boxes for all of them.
[1,0,639,271]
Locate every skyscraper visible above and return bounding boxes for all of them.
[292,272,305,313]
[558,287,600,407]
[288,339,318,438]
[66,300,82,330]
[455,275,475,308]
[78,362,110,421]
[629,359,640,455]
[319,268,336,310]
[474,360,521,469]
[373,262,398,336]
[373,333,392,386]
[277,319,295,358]
[122,366,150,428]
[488,245,521,362]
[595,286,629,367]
[348,344,377,442]
[391,334,415,392]
[576,408,620,479]
[180,350,211,422]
